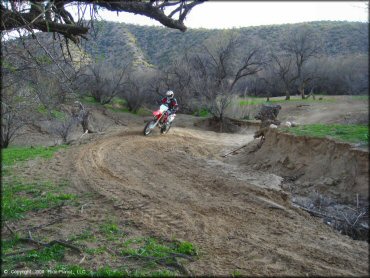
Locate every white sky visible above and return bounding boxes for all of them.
[96,1,369,29]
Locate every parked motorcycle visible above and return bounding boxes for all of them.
[143,104,176,136]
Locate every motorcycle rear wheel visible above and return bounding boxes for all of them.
[144,120,156,136]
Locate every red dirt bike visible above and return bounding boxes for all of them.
[143,104,176,136]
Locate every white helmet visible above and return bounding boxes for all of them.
[166,90,174,98]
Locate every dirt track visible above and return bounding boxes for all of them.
[64,126,368,276]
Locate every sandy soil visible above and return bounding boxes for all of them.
[70,126,368,275]
[5,96,369,276]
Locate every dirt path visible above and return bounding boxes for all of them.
[67,126,368,276]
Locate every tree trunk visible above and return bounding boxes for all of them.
[299,84,306,99]
[1,137,10,148]
[285,90,290,100]
[219,113,223,133]
[81,113,90,133]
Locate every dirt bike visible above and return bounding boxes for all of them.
[143,104,176,136]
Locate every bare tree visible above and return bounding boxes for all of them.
[156,52,195,113]
[50,115,78,144]
[1,1,204,103]
[1,83,38,148]
[29,71,66,119]
[2,30,88,109]
[280,26,321,99]
[79,61,128,105]
[1,102,25,148]
[311,54,369,96]
[340,54,369,95]
[123,69,157,113]
[269,53,297,100]
[188,33,265,124]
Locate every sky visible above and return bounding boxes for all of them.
[96,1,369,29]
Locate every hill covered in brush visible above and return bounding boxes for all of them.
[81,20,368,69]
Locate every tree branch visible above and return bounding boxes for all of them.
[1,0,204,43]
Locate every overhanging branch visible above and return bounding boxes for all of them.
[1,0,204,43]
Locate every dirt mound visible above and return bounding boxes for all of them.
[237,128,369,202]
[229,128,369,240]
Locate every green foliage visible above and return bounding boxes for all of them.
[100,21,368,69]
[2,179,76,220]
[85,247,107,255]
[2,236,22,254]
[193,108,210,117]
[111,97,127,106]
[100,222,120,234]
[175,241,197,256]
[2,243,66,271]
[37,105,66,119]
[130,269,177,277]
[135,108,152,116]
[121,237,197,258]
[2,145,66,167]
[2,145,74,220]
[93,266,127,277]
[68,230,96,243]
[98,97,135,114]
[81,95,150,116]
[2,60,18,72]
[351,95,369,101]
[26,244,66,262]
[35,55,53,65]
[81,96,100,105]
[98,220,127,242]
[284,124,369,144]
[53,264,177,277]
[231,270,242,277]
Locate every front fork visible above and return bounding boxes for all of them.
[153,113,165,128]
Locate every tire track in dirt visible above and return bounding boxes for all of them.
[72,127,368,276]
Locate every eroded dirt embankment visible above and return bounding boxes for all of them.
[231,128,369,240]
[239,128,369,202]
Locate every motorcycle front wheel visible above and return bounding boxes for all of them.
[143,120,156,136]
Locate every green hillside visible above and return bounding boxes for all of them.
[82,20,368,69]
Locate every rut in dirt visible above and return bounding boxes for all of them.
[71,127,368,276]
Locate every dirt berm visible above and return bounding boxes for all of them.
[234,128,369,203]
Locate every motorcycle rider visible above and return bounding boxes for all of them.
[161,90,178,123]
